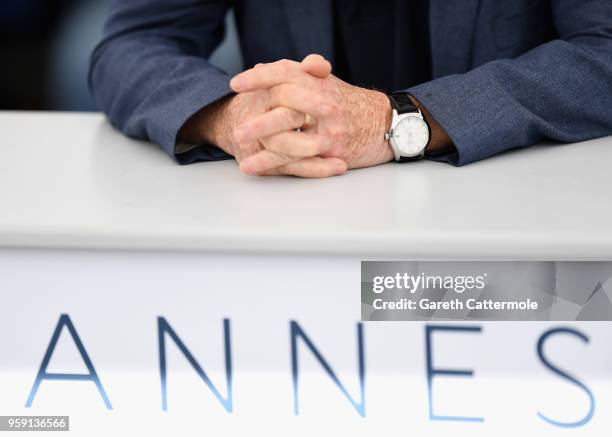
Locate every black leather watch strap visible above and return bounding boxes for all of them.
[397,155,423,163]
[386,92,429,162]
[387,92,419,114]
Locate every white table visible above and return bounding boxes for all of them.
[0,112,611,436]
[1,111,611,258]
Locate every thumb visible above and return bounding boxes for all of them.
[301,54,332,78]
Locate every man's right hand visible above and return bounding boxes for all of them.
[178,90,267,163]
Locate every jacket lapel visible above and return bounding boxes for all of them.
[428,0,481,77]
[281,0,334,62]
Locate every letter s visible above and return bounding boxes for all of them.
[537,327,595,428]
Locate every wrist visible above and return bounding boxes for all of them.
[200,95,235,151]
[177,95,235,154]
[365,89,394,164]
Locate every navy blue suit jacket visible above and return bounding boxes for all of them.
[89,0,612,165]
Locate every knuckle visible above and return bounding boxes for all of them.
[281,58,298,68]
[319,100,339,116]
[279,60,295,74]
[278,63,290,76]
[327,102,341,115]
[328,125,347,139]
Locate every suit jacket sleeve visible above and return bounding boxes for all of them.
[408,0,612,165]
[88,0,233,164]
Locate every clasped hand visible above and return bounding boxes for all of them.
[226,54,394,178]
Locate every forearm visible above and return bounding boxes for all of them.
[409,40,612,165]
[89,0,232,160]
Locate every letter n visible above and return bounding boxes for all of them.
[158,317,232,412]
[290,320,365,417]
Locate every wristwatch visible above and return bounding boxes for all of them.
[385,92,431,162]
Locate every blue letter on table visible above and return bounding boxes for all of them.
[25,314,112,409]
[425,324,483,422]
[290,321,365,417]
[537,327,595,428]
[158,317,233,412]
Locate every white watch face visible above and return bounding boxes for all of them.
[393,115,429,156]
